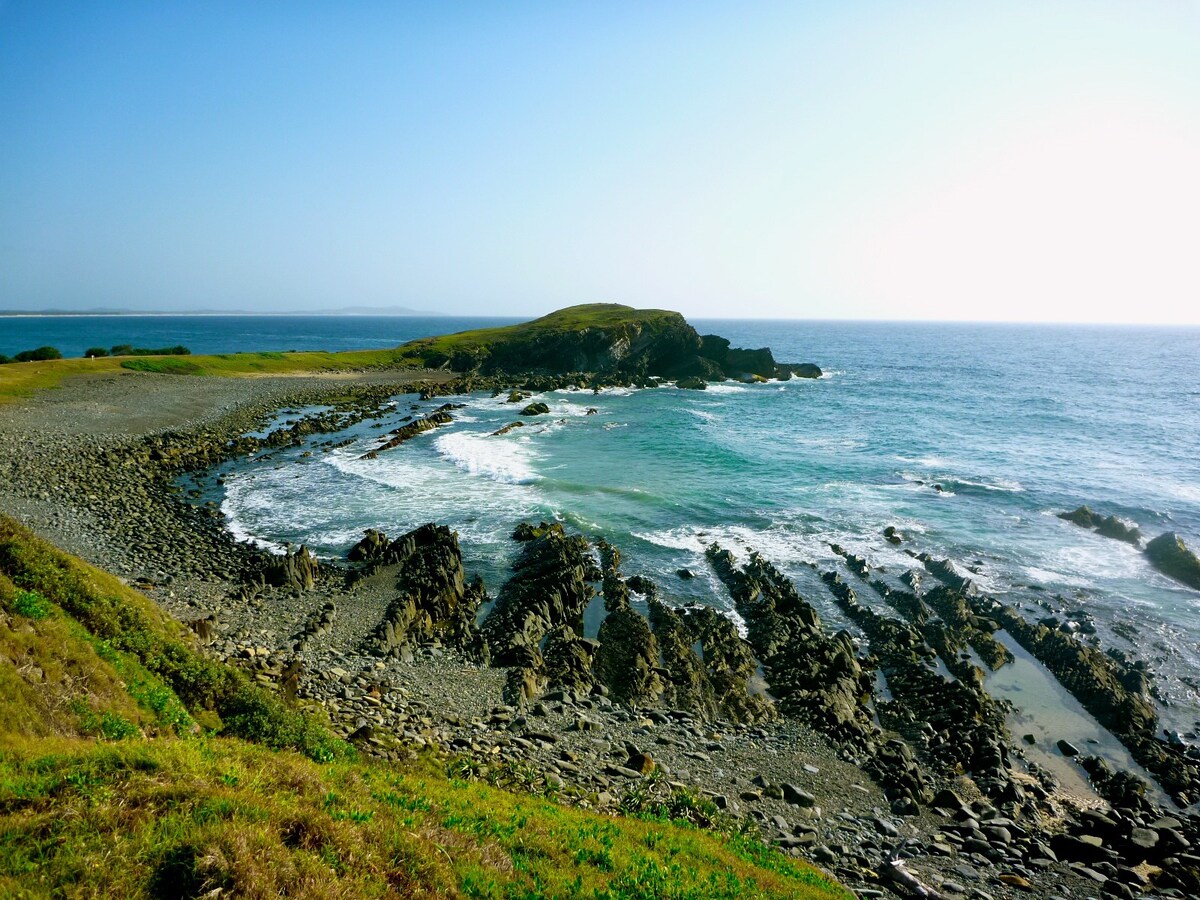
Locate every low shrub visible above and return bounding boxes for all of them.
[83,346,110,358]
[12,346,63,362]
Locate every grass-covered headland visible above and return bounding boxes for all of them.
[0,303,816,404]
[0,514,848,898]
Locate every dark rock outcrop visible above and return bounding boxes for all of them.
[919,551,1200,806]
[1145,532,1200,590]
[519,402,550,416]
[592,541,664,707]
[262,544,320,591]
[482,522,594,667]
[649,599,774,724]
[363,524,488,662]
[822,570,1013,805]
[542,625,598,696]
[784,363,822,379]
[702,544,935,803]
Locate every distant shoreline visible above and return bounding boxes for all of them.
[0,311,445,318]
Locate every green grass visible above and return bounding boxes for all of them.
[0,739,849,899]
[0,515,347,761]
[0,515,849,898]
[0,347,417,404]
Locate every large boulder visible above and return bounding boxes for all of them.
[1146,532,1200,590]
[723,347,777,379]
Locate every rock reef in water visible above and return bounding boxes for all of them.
[1057,505,1143,545]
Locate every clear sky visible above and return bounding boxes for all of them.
[2,1,1198,322]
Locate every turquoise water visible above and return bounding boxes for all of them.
[185,319,1200,736]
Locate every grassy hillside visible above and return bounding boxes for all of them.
[391,304,691,373]
[0,515,848,898]
[393,304,682,357]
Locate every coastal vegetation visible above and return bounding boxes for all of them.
[0,345,63,365]
[0,514,847,898]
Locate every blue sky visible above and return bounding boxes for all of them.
[2,1,1198,321]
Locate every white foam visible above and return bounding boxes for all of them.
[1024,566,1092,588]
[704,382,749,394]
[896,455,953,468]
[433,430,541,484]
[947,475,1024,492]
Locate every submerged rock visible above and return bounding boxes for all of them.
[360,403,461,458]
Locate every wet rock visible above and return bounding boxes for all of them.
[360,403,460,458]
[519,402,550,416]
[786,363,822,379]
[1146,532,1200,590]
[1059,506,1143,545]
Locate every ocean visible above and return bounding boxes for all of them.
[8,314,1200,759]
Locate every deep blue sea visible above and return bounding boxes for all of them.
[7,314,1200,758]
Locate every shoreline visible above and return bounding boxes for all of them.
[3,368,1199,898]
